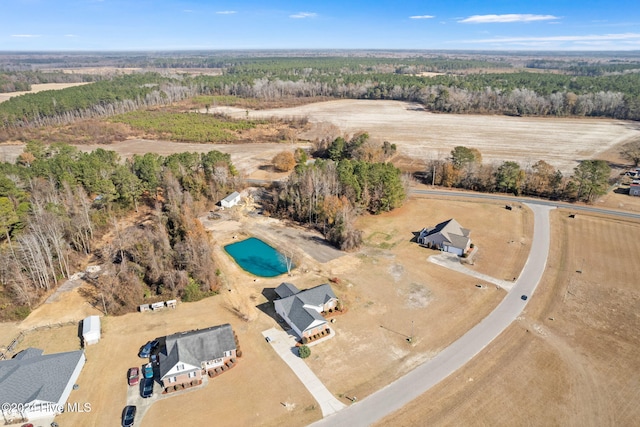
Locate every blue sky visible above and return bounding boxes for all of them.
[2,0,640,51]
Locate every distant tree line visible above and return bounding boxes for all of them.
[0,142,238,319]
[3,60,640,132]
[423,145,612,203]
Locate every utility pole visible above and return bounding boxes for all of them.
[432,164,436,186]
[407,320,414,343]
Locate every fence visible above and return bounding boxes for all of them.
[0,321,77,360]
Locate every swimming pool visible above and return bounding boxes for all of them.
[224,237,290,277]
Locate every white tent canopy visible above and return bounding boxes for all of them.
[82,315,101,345]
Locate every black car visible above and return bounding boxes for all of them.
[122,405,136,427]
[521,295,528,301]
[141,378,154,398]
[138,340,159,358]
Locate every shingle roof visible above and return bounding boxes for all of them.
[0,348,84,405]
[286,297,326,332]
[297,284,337,306]
[159,324,236,379]
[275,282,300,299]
[275,284,337,333]
[422,218,470,250]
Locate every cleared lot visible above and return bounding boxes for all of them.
[212,100,640,174]
[0,82,91,103]
[376,209,640,426]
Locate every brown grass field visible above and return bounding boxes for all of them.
[1,196,531,427]
[0,83,91,104]
[376,209,640,426]
[210,100,640,174]
[1,98,640,426]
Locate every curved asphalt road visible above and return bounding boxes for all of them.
[412,188,640,220]
[312,202,554,427]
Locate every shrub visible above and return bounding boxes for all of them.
[298,345,311,359]
[272,151,296,172]
[302,336,309,344]
[470,243,475,248]
[236,349,243,357]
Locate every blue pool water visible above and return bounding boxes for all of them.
[224,237,290,277]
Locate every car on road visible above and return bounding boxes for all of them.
[138,340,159,358]
[127,367,140,386]
[121,405,136,427]
[141,378,154,398]
[521,295,528,301]
[144,363,154,379]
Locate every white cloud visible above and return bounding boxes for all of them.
[216,11,237,15]
[183,9,193,13]
[64,34,78,38]
[459,14,559,24]
[11,34,40,38]
[290,12,317,19]
[410,15,434,20]
[468,32,640,43]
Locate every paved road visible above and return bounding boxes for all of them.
[262,328,346,416]
[312,203,554,427]
[412,188,640,220]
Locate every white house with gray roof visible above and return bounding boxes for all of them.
[158,324,237,389]
[220,191,241,208]
[274,283,338,340]
[0,348,85,423]
[417,218,471,256]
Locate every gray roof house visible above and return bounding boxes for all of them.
[274,283,338,339]
[417,218,471,256]
[159,324,237,387]
[220,191,241,208]
[0,348,85,423]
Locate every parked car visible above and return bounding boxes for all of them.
[121,405,136,427]
[141,378,154,398]
[144,363,154,379]
[138,340,159,358]
[521,295,528,301]
[127,367,140,386]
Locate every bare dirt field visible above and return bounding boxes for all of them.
[0,82,91,103]
[211,100,640,174]
[301,197,530,402]
[376,209,640,426]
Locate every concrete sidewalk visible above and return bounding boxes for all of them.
[262,328,346,417]
[428,252,515,291]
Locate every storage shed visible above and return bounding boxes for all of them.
[82,315,101,345]
[220,191,241,208]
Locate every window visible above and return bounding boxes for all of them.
[224,350,232,357]
[167,376,176,383]
[177,364,184,371]
[188,371,197,378]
